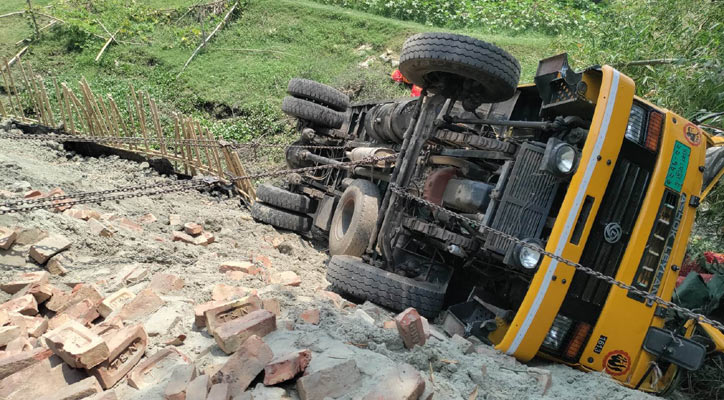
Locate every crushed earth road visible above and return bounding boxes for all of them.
[0,123,655,399]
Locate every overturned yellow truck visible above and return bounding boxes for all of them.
[252,32,724,394]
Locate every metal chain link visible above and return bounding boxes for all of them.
[388,183,724,332]
[0,133,345,150]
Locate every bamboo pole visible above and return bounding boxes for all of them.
[96,94,115,137]
[180,117,196,175]
[53,77,67,132]
[126,95,137,151]
[36,75,55,126]
[26,0,40,37]
[131,86,151,154]
[0,99,6,117]
[148,96,167,156]
[16,59,42,123]
[109,96,132,149]
[69,91,91,136]
[177,0,239,77]
[194,120,212,172]
[4,59,25,121]
[203,127,224,179]
[0,63,20,118]
[95,29,118,63]
[186,118,204,174]
[61,83,75,134]
[173,114,188,175]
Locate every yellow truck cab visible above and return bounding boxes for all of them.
[494,59,723,393]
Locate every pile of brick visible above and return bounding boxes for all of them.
[172,220,215,246]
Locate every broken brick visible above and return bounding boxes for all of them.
[118,288,164,321]
[193,232,215,246]
[212,335,273,396]
[213,309,276,354]
[38,376,103,400]
[149,273,185,294]
[0,326,22,347]
[383,320,397,329]
[8,313,48,337]
[128,347,192,389]
[253,254,272,268]
[49,298,99,329]
[318,290,352,310]
[205,294,263,334]
[138,213,157,224]
[277,318,295,331]
[169,214,182,226]
[44,320,110,369]
[263,349,312,385]
[451,334,474,354]
[114,264,149,286]
[0,347,53,379]
[186,374,210,400]
[225,271,246,281]
[98,288,136,318]
[297,360,361,400]
[395,308,426,349]
[5,336,32,354]
[24,190,42,199]
[63,208,101,221]
[87,390,118,400]
[29,234,71,264]
[164,364,198,400]
[262,298,281,316]
[219,261,258,274]
[193,300,224,328]
[13,227,48,245]
[88,218,114,237]
[211,283,256,302]
[12,282,56,305]
[184,222,204,236]
[361,363,424,400]
[172,231,195,244]
[52,283,103,315]
[117,217,143,233]
[46,254,70,276]
[0,294,38,316]
[300,309,320,325]
[269,271,301,287]
[1,271,50,294]
[207,383,229,400]
[0,227,16,250]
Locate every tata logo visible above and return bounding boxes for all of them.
[603,222,622,244]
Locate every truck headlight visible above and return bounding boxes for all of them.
[512,239,543,270]
[541,137,579,178]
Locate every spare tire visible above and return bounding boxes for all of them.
[281,96,344,129]
[287,78,350,111]
[251,202,312,232]
[256,184,317,213]
[399,32,520,103]
[326,255,446,317]
[329,180,380,257]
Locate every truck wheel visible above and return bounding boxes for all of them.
[399,32,521,103]
[251,201,312,232]
[256,183,317,213]
[282,96,344,129]
[326,255,446,317]
[287,78,350,112]
[329,180,380,257]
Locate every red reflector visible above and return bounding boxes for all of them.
[645,111,664,151]
[565,322,592,359]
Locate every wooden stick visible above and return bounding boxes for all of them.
[148,96,167,156]
[26,0,40,37]
[195,121,212,171]
[96,94,115,137]
[0,47,28,73]
[95,29,119,63]
[78,81,100,136]
[0,11,25,19]
[130,85,150,153]
[0,98,6,117]
[37,75,55,126]
[0,63,20,118]
[204,127,224,179]
[26,63,50,125]
[4,59,25,121]
[109,96,131,148]
[180,117,196,175]
[53,77,67,132]
[16,59,42,122]
[173,115,188,175]
[177,0,239,78]
[69,91,90,135]
[186,118,204,173]
[61,83,75,134]
[126,95,137,151]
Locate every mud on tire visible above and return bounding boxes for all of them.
[256,183,317,214]
[326,255,446,317]
[287,78,350,112]
[281,96,344,129]
[251,201,312,232]
[328,179,380,257]
[399,32,521,103]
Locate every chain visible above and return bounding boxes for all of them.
[226,154,397,182]
[0,133,345,150]
[388,184,724,332]
[0,179,217,215]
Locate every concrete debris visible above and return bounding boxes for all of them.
[361,363,424,400]
[297,360,361,400]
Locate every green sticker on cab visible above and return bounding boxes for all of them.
[664,141,690,192]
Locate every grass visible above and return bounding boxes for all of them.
[0,0,553,142]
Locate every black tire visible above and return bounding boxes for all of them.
[399,32,521,103]
[281,96,344,129]
[326,255,446,317]
[287,78,350,112]
[251,202,312,232]
[329,180,380,257]
[256,184,317,213]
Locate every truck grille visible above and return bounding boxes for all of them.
[563,153,651,322]
[485,143,559,255]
